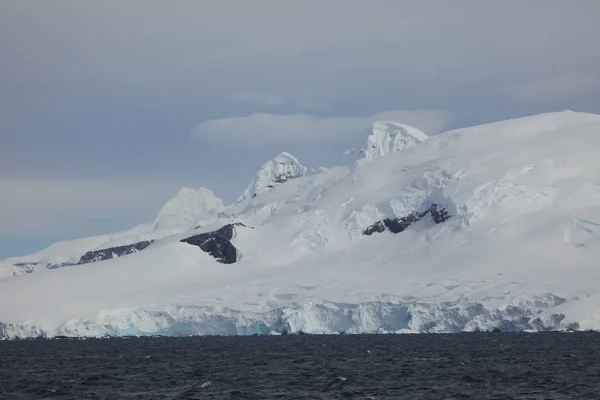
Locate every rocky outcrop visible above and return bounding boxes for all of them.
[47,262,77,270]
[78,241,154,265]
[363,203,451,236]
[75,224,247,266]
[180,223,246,264]
[12,261,79,275]
[13,262,40,275]
[428,203,452,224]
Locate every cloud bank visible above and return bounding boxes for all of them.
[501,72,600,103]
[234,93,284,107]
[192,110,453,146]
[0,179,189,237]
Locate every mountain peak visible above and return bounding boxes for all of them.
[273,151,297,162]
[354,121,428,165]
[237,152,307,203]
[153,187,224,230]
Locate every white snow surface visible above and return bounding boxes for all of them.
[2,111,600,338]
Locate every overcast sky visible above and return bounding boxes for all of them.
[2,0,600,258]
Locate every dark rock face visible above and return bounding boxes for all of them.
[14,261,78,275]
[47,262,77,270]
[429,203,451,224]
[78,240,153,265]
[382,212,424,234]
[266,172,304,189]
[12,262,39,275]
[75,223,246,266]
[14,262,39,267]
[363,203,451,236]
[363,221,386,235]
[180,223,246,264]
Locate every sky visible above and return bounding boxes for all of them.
[2,0,600,258]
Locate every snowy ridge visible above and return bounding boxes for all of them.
[0,223,154,278]
[2,111,600,337]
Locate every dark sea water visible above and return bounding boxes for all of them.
[1,332,600,399]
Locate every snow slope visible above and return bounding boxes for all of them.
[2,111,600,338]
[0,224,152,278]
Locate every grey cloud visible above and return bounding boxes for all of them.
[2,1,599,90]
[501,73,600,103]
[0,178,191,237]
[234,93,284,107]
[192,110,453,146]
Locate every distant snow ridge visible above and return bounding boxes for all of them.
[237,152,307,203]
[153,187,224,230]
[355,121,428,165]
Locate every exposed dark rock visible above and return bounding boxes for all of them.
[266,172,304,189]
[14,262,39,267]
[180,223,246,264]
[13,262,40,275]
[47,262,77,270]
[14,261,77,274]
[74,223,246,267]
[78,240,153,265]
[382,211,425,233]
[429,203,451,224]
[363,203,451,236]
[363,221,386,235]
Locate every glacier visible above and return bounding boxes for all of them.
[0,296,572,339]
[2,111,600,338]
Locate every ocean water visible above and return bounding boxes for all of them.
[1,332,599,399]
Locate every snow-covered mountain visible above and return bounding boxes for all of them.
[2,111,600,338]
[153,187,224,230]
[236,152,308,203]
[354,121,428,165]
